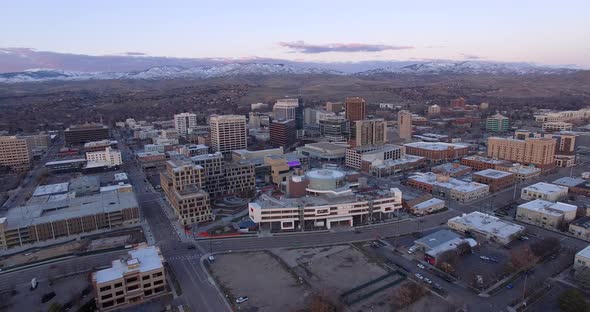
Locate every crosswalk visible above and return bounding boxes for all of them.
[166,254,202,261]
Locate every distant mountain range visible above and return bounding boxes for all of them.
[0,48,580,83]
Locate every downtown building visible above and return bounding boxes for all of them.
[64,123,110,146]
[209,115,247,154]
[269,119,297,149]
[344,96,367,123]
[404,142,470,163]
[93,244,166,311]
[273,98,304,129]
[0,191,140,250]
[160,159,212,226]
[516,199,577,230]
[486,113,510,132]
[487,135,556,171]
[397,110,412,142]
[354,119,387,147]
[190,152,256,199]
[0,135,31,171]
[174,112,198,136]
[319,115,349,142]
[406,172,489,203]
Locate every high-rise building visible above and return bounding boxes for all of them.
[325,101,343,113]
[319,116,349,142]
[344,97,367,123]
[209,115,247,154]
[487,136,556,170]
[64,123,110,146]
[160,159,211,225]
[269,119,296,149]
[450,97,466,108]
[174,112,198,136]
[427,105,441,116]
[397,110,412,141]
[486,113,510,132]
[190,152,227,199]
[92,244,166,311]
[553,133,577,155]
[273,98,304,129]
[355,119,387,147]
[0,136,31,171]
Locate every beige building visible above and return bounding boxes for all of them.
[521,182,568,202]
[427,104,441,116]
[86,147,123,167]
[354,119,387,147]
[448,212,525,245]
[574,244,590,270]
[93,244,166,311]
[344,97,367,123]
[397,110,412,141]
[0,192,140,250]
[174,112,198,136]
[0,136,31,171]
[209,115,247,154]
[516,199,577,230]
[160,159,211,226]
[569,217,590,242]
[18,133,50,151]
[487,136,556,170]
[542,121,573,132]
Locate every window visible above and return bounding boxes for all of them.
[114,282,123,288]
[153,280,164,285]
[101,293,113,300]
[99,285,111,292]
[126,277,138,283]
[143,283,151,288]
[142,275,150,281]
[103,300,114,308]
[152,272,163,278]
[115,291,124,296]
[116,298,125,304]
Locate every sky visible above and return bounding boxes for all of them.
[1,0,589,68]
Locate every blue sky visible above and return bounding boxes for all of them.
[2,0,589,67]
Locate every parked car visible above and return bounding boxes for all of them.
[519,236,529,241]
[417,263,425,270]
[433,283,443,290]
[415,273,423,280]
[187,245,196,250]
[208,256,215,263]
[506,283,514,289]
[424,278,432,284]
[480,256,490,261]
[236,296,249,304]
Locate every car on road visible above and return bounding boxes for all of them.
[433,283,443,290]
[236,296,249,304]
[417,263,425,270]
[187,245,196,249]
[415,273,423,280]
[208,256,215,263]
[424,278,432,284]
[480,256,490,261]
[519,236,529,241]
[506,283,514,289]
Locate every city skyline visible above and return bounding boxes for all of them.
[1,0,589,68]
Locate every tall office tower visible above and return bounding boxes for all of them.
[427,104,441,116]
[450,97,466,108]
[486,113,510,132]
[553,133,577,155]
[355,119,387,147]
[64,123,110,146]
[344,97,367,123]
[190,152,227,199]
[209,115,247,154]
[160,159,211,225]
[397,110,412,141]
[319,116,349,142]
[273,98,304,129]
[487,136,556,170]
[174,112,198,136]
[0,136,31,171]
[269,119,297,149]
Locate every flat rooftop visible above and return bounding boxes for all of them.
[372,155,425,169]
[300,142,348,151]
[553,177,586,188]
[45,158,87,166]
[32,182,70,197]
[462,155,510,164]
[254,188,399,209]
[414,229,459,250]
[95,245,163,284]
[4,191,138,230]
[473,169,513,179]
[413,198,445,210]
[449,211,524,239]
[505,166,541,175]
[523,182,568,194]
[518,199,577,216]
[409,172,488,193]
[433,163,471,174]
[577,245,590,260]
[404,142,468,151]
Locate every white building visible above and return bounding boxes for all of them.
[427,104,441,115]
[501,165,542,181]
[448,211,525,245]
[409,198,446,216]
[516,199,577,230]
[542,121,573,132]
[86,147,122,167]
[273,98,300,120]
[407,173,489,203]
[174,112,198,136]
[574,245,590,270]
[521,182,568,202]
[209,115,247,154]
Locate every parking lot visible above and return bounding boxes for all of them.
[208,251,310,312]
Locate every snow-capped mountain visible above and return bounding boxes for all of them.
[0,60,579,83]
[355,60,578,75]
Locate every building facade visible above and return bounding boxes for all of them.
[344,96,366,123]
[521,182,568,201]
[209,115,247,154]
[64,123,110,146]
[486,113,509,132]
[0,136,31,171]
[404,142,470,163]
[269,119,296,149]
[174,112,198,136]
[397,110,412,141]
[472,169,515,192]
[354,119,387,147]
[86,147,123,167]
[516,199,577,230]
[487,136,556,170]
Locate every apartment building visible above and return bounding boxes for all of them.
[487,136,556,170]
[160,159,211,226]
[0,136,31,171]
[472,169,515,192]
[174,112,198,136]
[486,113,510,132]
[397,110,412,141]
[86,147,123,167]
[521,182,568,201]
[542,122,573,132]
[64,123,110,146]
[269,119,296,149]
[355,119,387,147]
[0,192,140,250]
[93,244,166,311]
[516,199,577,230]
[404,142,470,163]
[224,162,256,196]
[406,173,489,203]
[344,96,366,123]
[209,115,247,154]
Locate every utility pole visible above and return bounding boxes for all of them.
[522,272,528,306]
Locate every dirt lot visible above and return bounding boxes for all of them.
[208,251,310,312]
[274,245,404,312]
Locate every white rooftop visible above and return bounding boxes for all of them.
[94,245,163,284]
[518,199,577,216]
[449,211,524,239]
[474,169,513,179]
[506,165,541,175]
[32,182,70,197]
[553,177,586,188]
[409,172,488,193]
[413,198,445,210]
[523,182,568,194]
[114,172,128,181]
[404,142,468,151]
[577,245,590,260]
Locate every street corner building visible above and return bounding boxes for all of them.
[92,244,166,311]
[248,168,403,231]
